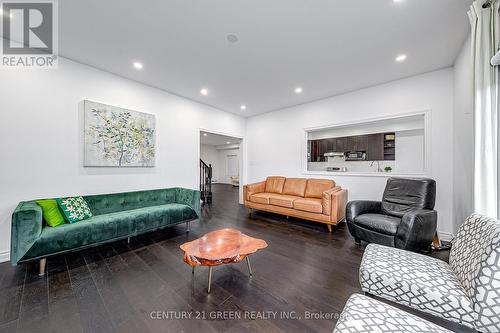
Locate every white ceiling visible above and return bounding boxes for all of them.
[200,132,241,146]
[58,0,471,117]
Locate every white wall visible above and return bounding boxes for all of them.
[246,69,455,238]
[0,57,246,262]
[394,129,425,174]
[453,37,474,232]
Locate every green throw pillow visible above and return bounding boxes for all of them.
[56,196,93,223]
[36,199,66,227]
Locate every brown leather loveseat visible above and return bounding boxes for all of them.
[243,177,348,232]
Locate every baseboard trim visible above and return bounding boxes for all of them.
[0,251,10,263]
[437,231,454,242]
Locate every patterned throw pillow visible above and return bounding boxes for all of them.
[56,196,93,223]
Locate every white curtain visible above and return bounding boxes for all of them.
[469,0,500,219]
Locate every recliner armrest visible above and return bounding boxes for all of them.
[395,209,437,251]
[243,181,266,203]
[346,200,382,223]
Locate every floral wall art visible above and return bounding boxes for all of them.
[84,100,156,167]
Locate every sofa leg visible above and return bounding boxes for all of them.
[127,237,130,244]
[327,225,332,233]
[186,221,191,232]
[355,238,361,245]
[39,258,46,277]
[248,208,252,216]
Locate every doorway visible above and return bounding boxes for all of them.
[199,131,242,204]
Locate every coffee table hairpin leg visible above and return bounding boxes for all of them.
[207,266,213,293]
[246,256,253,276]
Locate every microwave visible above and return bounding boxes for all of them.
[345,151,366,161]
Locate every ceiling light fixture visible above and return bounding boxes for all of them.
[133,62,143,70]
[203,133,208,137]
[393,0,405,3]
[240,105,247,110]
[395,54,407,62]
[295,87,303,94]
[226,141,231,144]
[200,88,208,96]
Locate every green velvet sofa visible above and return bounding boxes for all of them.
[11,187,200,272]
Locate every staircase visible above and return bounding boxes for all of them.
[200,159,213,204]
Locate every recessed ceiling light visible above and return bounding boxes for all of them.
[226,141,231,144]
[203,133,208,137]
[200,88,208,96]
[393,0,405,3]
[240,105,247,110]
[395,54,407,62]
[133,62,143,70]
[295,87,303,94]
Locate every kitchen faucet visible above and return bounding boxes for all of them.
[370,160,383,172]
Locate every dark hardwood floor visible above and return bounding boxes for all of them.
[0,184,453,333]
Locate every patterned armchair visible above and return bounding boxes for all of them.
[359,214,500,332]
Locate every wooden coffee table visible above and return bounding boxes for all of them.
[180,228,268,293]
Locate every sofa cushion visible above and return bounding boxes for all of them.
[84,188,177,215]
[23,203,197,259]
[269,194,299,208]
[56,196,93,223]
[250,193,274,205]
[36,199,66,227]
[360,244,476,328]
[282,178,307,197]
[265,176,286,194]
[305,179,335,198]
[293,198,323,214]
[334,294,452,333]
[354,213,401,236]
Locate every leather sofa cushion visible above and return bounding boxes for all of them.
[269,194,300,208]
[265,176,286,194]
[305,179,335,198]
[381,178,436,217]
[354,213,401,236]
[23,203,197,259]
[294,198,323,214]
[282,178,307,197]
[250,193,273,205]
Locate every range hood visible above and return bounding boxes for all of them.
[323,152,345,158]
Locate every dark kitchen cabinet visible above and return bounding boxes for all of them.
[327,138,336,152]
[367,133,384,160]
[309,132,395,162]
[346,135,367,152]
[335,137,345,152]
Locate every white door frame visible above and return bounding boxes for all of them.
[198,128,245,204]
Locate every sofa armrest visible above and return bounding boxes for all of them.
[395,209,437,251]
[243,181,266,203]
[346,200,382,224]
[322,187,348,223]
[11,201,43,265]
[175,188,201,218]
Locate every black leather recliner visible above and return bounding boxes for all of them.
[346,177,437,252]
